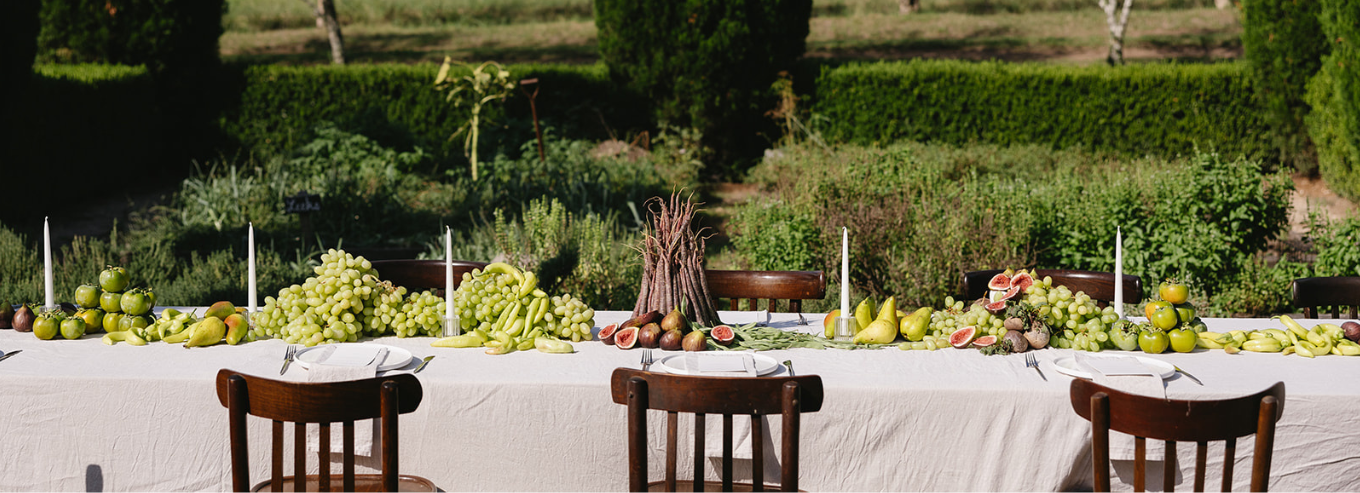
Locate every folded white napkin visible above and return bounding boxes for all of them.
[717,310,769,326]
[1077,354,1165,461]
[306,345,387,456]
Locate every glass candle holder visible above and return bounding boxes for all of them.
[443,314,462,337]
[834,316,859,342]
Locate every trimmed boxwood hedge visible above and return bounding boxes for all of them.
[811,60,1271,160]
[223,62,650,167]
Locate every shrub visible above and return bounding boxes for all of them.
[36,0,224,74]
[734,143,1293,308]
[812,60,1271,162]
[1241,0,1329,171]
[490,198,642,310]
[1305,0,1360,201]
[729,200,823,272]
[1307,212,1360,277]
[594,0,813,170]
[1205,257,1310,317]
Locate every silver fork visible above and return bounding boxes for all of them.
[641,349,654,371]
[1025,353,1046,381]
[279,345,296,375]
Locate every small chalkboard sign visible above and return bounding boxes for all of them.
[284,191,321,214]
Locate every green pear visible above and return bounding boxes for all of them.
[876,296,898,329]
[854,298,875,334]
[822,309,841,338]
[185,317,226,348]
[205,301,236,320]
[900,307,932,341]
[224,313,249,345]
[853,319,898,344]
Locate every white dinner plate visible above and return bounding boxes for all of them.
[1051,353,1176,380]
[655,352,782,376]
[293,344,414,372]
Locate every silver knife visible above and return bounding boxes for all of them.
[0,350,22,363]
[743,354,757,377]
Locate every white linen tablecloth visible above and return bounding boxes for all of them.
[0,314,1357,491]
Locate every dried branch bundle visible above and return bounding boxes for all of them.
[633,192,722,326]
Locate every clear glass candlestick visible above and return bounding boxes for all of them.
[443,315,462,337]
[834,316,859,342]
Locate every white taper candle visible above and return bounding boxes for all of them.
[841,227,850,317]
[445,227,454,321]
[44,217,54,311]
[248,222,257,314]
[1114,226,1123,318]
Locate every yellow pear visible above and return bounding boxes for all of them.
[823,309,841,338]
[854,319,898,344]
[854,298,875,334]
[899,307,932,341]
[876,296,898,329]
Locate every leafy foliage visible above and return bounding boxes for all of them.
[1241,0,1329,171]
[594,0,813,171]
[812,60,1271,162]
[1304,0,1360,201]
[730,200,823,272]
[37,0,224,74]
[490,198,642,310]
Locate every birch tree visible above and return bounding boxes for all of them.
[299,0,345,64]
[1098,0,1133,65]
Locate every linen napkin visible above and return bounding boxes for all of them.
[717,310,769,326]
[305,345,388,456]
[1076,353,1165,461]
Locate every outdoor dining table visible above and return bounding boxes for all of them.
[0,311,1357,491]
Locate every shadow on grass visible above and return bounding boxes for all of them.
[227,36,599,65]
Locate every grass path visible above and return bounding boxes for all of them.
[222,8,1242,65]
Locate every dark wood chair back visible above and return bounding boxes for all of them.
[370,259,488,294]
[704,270,826,313]
[962,269,1142,306]
[1291,276,1360,318]
[1069,379,1285,492]
[214,369,434,492]
[609,368,824,492]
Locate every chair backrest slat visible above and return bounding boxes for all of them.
[705,270,826,314]
[611,368,824,491]
[1291,277,1360,319]
[1070,379,1284,493]
[215,369,424,492]
[963,269,1143,305]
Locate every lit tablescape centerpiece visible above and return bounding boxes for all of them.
[443,227,461,336]
[834,227,857,341]
[1114,226,1123,319]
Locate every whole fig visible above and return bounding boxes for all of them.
[12,305,35,332]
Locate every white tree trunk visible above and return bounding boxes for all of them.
[899,0,920,14]
[299,0,345,64]
[1097,0,1133,65]
[1214,0,1230,9]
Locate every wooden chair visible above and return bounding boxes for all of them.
[1069,379,1286,492]
[609,368,824,492]
[1290,276,1360,318]
[214,369,436,492]
[961,269,1142,306]
[704,270,826,313]
[369,259,488,293]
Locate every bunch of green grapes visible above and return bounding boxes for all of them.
[925,297,1007,339]
[1020,275,1118,351]
[453,271,528,330]
[393,290,446,337]
[543,294,595,342]
[253,249,394,346]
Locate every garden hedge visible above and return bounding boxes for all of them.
[811,60,1271,160]
[37,0,224,75]
[595,0,813,169]
[223,62,649,168]
[1305,0,1360,202]
[1242,0,1329,170]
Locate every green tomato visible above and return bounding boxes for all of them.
[33,313,61,340]
[1168,328,1196,353]
[100,290,123,313]
[144,289,157,309]
[1159,281,1189,305]
[120,290,151,316]
[60,317,86,340]
[1150,306,1179,331]
[74,285,100,309]
[99,266,129,292]
[1138,330,1170,354]
[118,315,151,333]
[75,308,104,332]
[103,312,125,332]
[1144,300,1172,319]
[1174,304,1195,326]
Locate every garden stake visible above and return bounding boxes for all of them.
[520,78,545,163]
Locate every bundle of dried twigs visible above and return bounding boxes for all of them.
[632,192,722,326]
